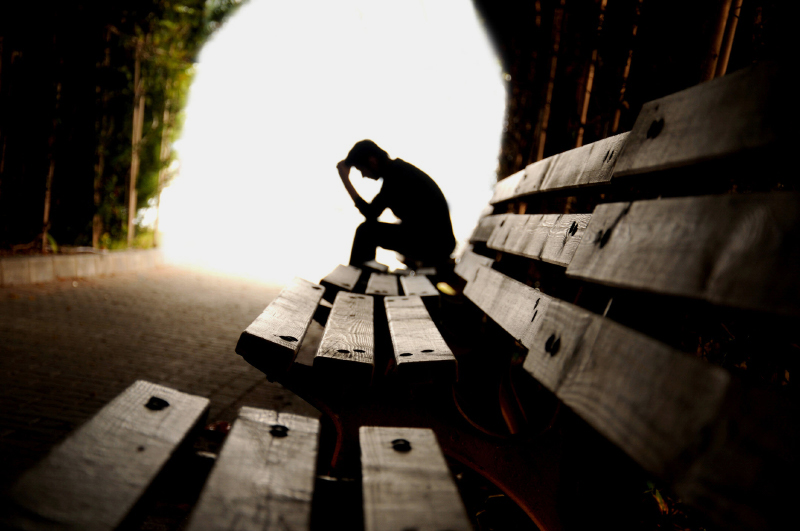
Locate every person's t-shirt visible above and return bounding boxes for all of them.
[367,158,455,251]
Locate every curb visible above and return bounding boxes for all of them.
[0,249,164,287]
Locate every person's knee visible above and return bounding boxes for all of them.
[355,220,378,237]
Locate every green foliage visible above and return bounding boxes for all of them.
[95,0,244,248]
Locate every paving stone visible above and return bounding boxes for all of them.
[0,266,318,492]
[28,257,55,284]
[52,255,77,279]
[1,258,30,286]
[75,254,98,278]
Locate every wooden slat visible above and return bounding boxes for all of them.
[469,214,509,244]
[516,132,629,197]
[487,213,592,267]
[489,169,525,204]
[464,265,731,474]
[614,61,783,177]
[235,277,325,379]
[314,292,374,382]
[320,264,362,302]
[186,408,320,531]
[454,249,494,282]
[360,426,471,531]
[365,273,399,296]
[464,266,793,526]
[362,260,389,273]
[566,193,800,316]
[399,275,438,297]
[489,133,629,204]
[385,296,455,383]
[7,381,209,531]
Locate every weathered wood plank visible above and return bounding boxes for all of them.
[399,275,438,297]
[489,134,629,204]
[314,292,375,382]
[454,249,494,282]
[7,381,209,531]
[489,169,525,204]
[235,278,325,379]
[365,273,399,296]
[566,193,800,315]
[360,426,471,531]
[517,132,629,197]
[362,259,389,273]
[320,264,362,302]
[464,265,792,526]
[487,213,592,267]
[469,214,509,244]
[186,408,320,531]
[614,61,783,177]
[385,296,455,383]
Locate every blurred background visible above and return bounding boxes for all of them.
[0,0,787,284]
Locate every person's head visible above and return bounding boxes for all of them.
[344,140,390,179]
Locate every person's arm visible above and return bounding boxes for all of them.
[337,160,383,220]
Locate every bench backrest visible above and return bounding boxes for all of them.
[458,60,792,530]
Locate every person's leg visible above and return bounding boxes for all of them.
[349,222,409,266]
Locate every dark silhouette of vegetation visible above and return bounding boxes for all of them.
[0,1,243,252]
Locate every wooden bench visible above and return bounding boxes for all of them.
[233,61,794,530]
[3,380,472,531]
[8,61,790,531]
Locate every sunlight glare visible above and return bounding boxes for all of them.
[160,0,504,284]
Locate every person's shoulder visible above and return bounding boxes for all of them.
[391,158,431,180]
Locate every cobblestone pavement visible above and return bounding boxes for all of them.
[0,265,319,492]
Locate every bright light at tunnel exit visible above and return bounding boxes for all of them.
[158,0,505,284]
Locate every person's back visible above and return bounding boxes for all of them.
[336,140,456,268]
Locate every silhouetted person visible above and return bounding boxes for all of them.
[337,140,456,269]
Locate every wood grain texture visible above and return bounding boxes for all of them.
[454,249,495,282]
[186,408,320,531]
[489,134,629,204]
[465,266,732,472]
[360,426,471,531]
[314,292,374,382]
[385,296,455,383]
[7,381,209,531]
[399,275,438,297]
[366,273,399,296]
[567,193,800,315]
[469,214,509,243]
[235,278,325,379]
[487,213,592,267]
[614,61,783,177]
[320,264,362,302]
[489,169,525,204]
[517,132,629,197]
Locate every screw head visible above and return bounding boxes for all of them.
[646,118,664,139]
[392,439,412,452]
[270,425,289,437]
[145,396,170,411]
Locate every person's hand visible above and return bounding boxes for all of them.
[336,160,350,180]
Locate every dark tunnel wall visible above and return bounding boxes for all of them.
[472,0,791,180]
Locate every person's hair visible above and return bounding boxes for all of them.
[344,140,389,167]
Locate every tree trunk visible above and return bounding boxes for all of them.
[612,0,643,134]
[698,0,734,82]
[43,80,62,253]
[576,0,608,148]
[535,0,566,161]
[93,31,112,249]
[715,0,743,77]
[154,90,171,247]
[127,38,145,247]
